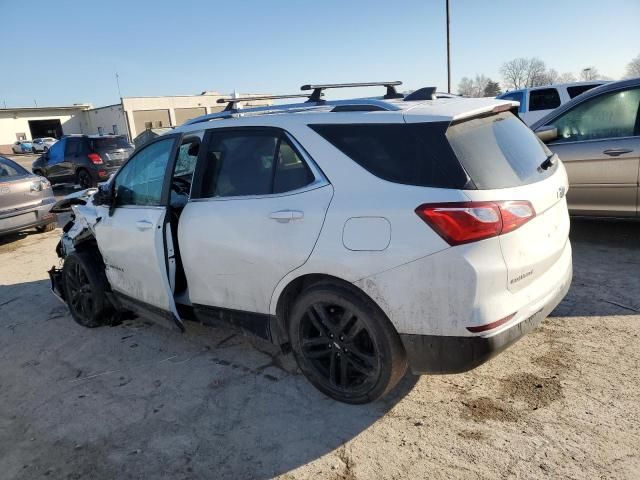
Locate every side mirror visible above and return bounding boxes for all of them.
[535,125,558,143]
[94,182,115,207]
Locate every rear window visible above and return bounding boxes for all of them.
[0,157,28,177]
[309,123,470,189]
[91,136,131,150]
[446,112,556,189]
[529,88,561,111]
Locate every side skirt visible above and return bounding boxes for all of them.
[113,291,184,332]
[192,303,274,342]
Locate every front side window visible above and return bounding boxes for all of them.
[114,138,174,206]
[197,130,314,198]
[550,88,640,143]
[529,88,561,111]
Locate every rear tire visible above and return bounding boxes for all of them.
[63,251,112,328]
[288,282,407,404]
[36,222,56,233]
[77,169,95,189]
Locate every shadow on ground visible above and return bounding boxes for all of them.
[0,278,418,480]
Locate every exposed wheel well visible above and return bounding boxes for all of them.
[274,273,389,346]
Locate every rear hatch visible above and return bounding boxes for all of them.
[91,136,134,168]
[445,111,570,292]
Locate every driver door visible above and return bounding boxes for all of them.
[94,133,184,329]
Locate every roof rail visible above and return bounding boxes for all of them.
[217,93,315,112]
[301,81,403,102]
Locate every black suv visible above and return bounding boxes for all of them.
[32,135,134,188]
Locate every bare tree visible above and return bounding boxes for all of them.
[457,75,497,97]
[500,57,529,89]
[500,57,549,89]
[457,77,475,97]
[625,54,640,79]
[557,72,577,83]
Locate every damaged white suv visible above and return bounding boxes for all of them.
[50,82,572,404]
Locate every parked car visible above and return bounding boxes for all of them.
[0,156,56,236]
[32,135,134,189]
[530,77,640,217]
[498,81,606,125]
[31,137,58,153]
[11,140,33,154]
[49,82,572,404]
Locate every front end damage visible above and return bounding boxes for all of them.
[48,187,103,302]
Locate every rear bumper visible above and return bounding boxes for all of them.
[0,201,57,235]
[400,261,572,374]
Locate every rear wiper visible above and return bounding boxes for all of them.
[539,153,556,171]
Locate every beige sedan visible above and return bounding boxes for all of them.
[531,78,640,217]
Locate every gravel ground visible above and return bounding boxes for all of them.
[0,219,638,479]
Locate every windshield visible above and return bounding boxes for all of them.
[446,112,556,189]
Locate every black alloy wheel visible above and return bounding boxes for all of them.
[65,260,95,323]
[62,252,111,328]
[77,169,93,189]
[300,302,381,393]
[289,283,407,404]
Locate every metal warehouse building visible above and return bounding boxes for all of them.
[0,91,268,154]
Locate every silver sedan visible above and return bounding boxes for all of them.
[0,156,57,236]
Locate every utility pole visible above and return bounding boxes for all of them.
[446,0,451,93]
[115,72,122,98]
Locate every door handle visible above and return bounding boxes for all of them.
[269,210,304,222]
[603,148,633,157]
[136,220,153,231]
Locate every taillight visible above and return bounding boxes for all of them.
[88,153,103,165]
[415,201,535,246]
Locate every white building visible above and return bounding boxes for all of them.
[1,91,269,154]
[0,105,91,152]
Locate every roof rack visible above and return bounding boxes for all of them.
[217,93,316,112]
[301,81,403,102]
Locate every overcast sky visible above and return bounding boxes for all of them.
[1,0,638,107]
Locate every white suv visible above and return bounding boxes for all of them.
[50,82,572,404]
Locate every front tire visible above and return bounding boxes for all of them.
[289,283,407,404]
[63,251,112,328]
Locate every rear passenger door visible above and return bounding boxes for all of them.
[180,127,333,320]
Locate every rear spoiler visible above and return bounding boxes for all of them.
[450,101,521,124]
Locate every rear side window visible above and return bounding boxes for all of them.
[566,84,601,99]
[529,88,561,111]
[196,131,314,198]
[309,123,469,189]
[447,112,555,189]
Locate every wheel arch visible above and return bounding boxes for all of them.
[271,272,393,347]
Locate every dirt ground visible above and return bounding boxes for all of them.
[0,218,639,479]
